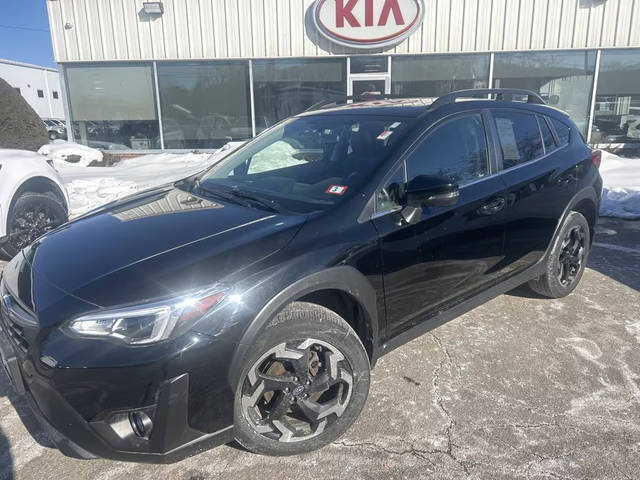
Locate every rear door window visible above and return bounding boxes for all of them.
[551,118,571,146]
[537,115,556,152]
[493,110,544,169]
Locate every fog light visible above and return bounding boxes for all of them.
[129,411,153,438]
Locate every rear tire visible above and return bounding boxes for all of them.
[233,302,370,456]
[528,211,590,298]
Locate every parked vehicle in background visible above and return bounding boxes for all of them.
[43,119,68,140]
[0,149,69,258]
[0,89,602,462]
[52,119,69,129]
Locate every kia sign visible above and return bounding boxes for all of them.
[313,0,425,49]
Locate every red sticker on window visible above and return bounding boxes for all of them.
[377,130,393,140]
[326,185,348,195]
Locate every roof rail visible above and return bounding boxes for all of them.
[428,88,545,111]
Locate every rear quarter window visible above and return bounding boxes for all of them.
[550,117,571,146]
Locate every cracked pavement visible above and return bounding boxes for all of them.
[1,217,639,479]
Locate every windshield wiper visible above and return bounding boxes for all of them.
[194,180,284,213]
[228,188,284,213]
[193,179,244,205]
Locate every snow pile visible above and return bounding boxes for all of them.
[38,142,104,167]
[599,151,640,219]
[59,143,243,217]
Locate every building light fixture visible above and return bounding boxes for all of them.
[142,2,164,15]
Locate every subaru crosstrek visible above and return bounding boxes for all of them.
[0,89,602,462]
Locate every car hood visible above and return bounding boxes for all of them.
[8,186,305,324]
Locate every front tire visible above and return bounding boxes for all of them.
[528,211,590,298]
[233,302,370,456]
[1,192,67,259]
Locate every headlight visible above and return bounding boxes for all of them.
[65,286,227,345]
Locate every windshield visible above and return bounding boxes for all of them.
[198,114,411,213]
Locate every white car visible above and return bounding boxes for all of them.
[0,149,69,258]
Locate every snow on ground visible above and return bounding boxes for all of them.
[38,142,103,167]
[599,151,640,219]
[54,143,243,217]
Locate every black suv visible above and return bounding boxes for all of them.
[0,89,602,462]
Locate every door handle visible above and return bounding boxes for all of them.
[477,196,506,216]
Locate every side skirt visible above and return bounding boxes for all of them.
[378,261,546,358]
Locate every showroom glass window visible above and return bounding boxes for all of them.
[252,58,347,134]
[492,51,596,135]
[157,61,252,149]
[65,64,159,149]
[591,49,640,143]
[391,54,490,98]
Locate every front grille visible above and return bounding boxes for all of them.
[1,290,35,354]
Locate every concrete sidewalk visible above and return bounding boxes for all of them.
[1,218,639,479]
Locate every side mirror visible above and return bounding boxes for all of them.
[406,175,459,208]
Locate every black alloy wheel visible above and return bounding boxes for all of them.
[233,302,370,456]
[241,339,354,443]
[528,211,590,298]
[1,192,67,259]
[557,225,585,287]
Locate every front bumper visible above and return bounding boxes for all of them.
[27,372,235,463]
[0,319,235,463]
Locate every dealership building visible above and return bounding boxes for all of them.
[46,0,640,151]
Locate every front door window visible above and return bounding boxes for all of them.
[406,113,489,186]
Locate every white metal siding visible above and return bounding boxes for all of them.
[47,0,640,62]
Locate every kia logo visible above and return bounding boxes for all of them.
[313,0,425,49]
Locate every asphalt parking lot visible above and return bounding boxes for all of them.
[1,217,638,480]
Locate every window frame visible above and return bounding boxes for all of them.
[536,114,556,153]
[37,89,44,98]
[370,109,496,218]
